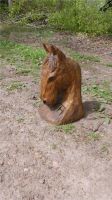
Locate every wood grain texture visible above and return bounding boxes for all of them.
[39,43,84,125]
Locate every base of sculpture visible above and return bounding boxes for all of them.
[39,43,84,125]
[38,103,64,125]
[38,103,84,125]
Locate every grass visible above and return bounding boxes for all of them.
[1,0,112,35]
[55,124,75,134]
[71,51,100,62]
[0,40,45,77]
[82,82,112,103]
[6,81,26,91]
[15,68,32,75]
[51,144,57,150]
[101,144,109,154]
[104,117,111,125]
[33,99,41,107]
[87,132,101,141]
[106,63,112,67]
[0,24,54,41]
[49,0,112,35]
[0,74,4,80]
[17,117,25,123]
[0,40,45,63]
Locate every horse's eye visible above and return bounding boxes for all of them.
[48,71,56,82]
[48,76,55,82]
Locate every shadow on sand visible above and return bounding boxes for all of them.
[83,100,101,117]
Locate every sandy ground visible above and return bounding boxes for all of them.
[0,29,112,200]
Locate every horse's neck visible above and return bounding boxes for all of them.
[63,84,82,109]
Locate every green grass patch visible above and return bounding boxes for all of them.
[83,82,112,103]
[0,73,4,80]
[71,51,100,62]
[6,81,26,91]
[101,144,109,154]
[49,0,112,35]
[0,40,45,77]
[87,132,101,141]
[0,40,45,63]
[15,68,32,75]
[55,124,75,134]
[0,24,54,42]
[16,117,25,123]
[51,144,57,150]
[106,63,112,67]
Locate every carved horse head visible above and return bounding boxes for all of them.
[40,43,70,107]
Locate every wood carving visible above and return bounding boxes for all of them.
[38,43,84,125]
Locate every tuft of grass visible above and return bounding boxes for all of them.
[55,124,75,134]
[82,83,112,103]
[51,144,57,150]
[101,144,109,154]
[16,68,32,75]
[17,117,25,123]
[104,117,111,125]
[71,51,100,62]
[106,63,112,67]
[0,74,4,80]
[6,81,26,91]
[87,132,101,141]
[33,99,41,107]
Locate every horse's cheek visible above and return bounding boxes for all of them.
[49,84,57,104]
[50,84,56,99]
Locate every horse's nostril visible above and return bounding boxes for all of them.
[43,100,46,104]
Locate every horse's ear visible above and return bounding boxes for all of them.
[43,43,66,61]
[43,43,56,54]
[43,43,50,53]
[56,47,66,61]
[52,45,66,61]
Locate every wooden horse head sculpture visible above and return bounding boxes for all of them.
[38,43,84,125]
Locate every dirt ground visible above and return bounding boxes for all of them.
[0,26,112,200]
